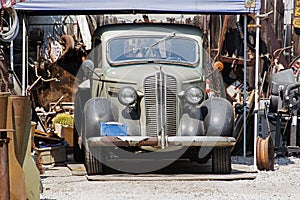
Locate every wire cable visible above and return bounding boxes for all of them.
[0,7,19,42]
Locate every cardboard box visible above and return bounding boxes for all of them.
[37,144,67,165]
[55,124,74,147]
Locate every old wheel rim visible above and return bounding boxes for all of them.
[256,135,274,171]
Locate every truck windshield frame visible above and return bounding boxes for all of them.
[107,35,199,66]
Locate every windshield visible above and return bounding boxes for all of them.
[108,35,199,66]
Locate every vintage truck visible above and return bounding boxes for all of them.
[74,23,236,175]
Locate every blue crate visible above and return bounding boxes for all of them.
[100,122,128,136]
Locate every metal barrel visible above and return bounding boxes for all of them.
[0,92,11,200]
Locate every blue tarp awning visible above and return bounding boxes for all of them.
[14,0,261,14]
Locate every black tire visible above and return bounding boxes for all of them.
[212,147,232,174]
[84,146,104,175]
[269,95,279,113]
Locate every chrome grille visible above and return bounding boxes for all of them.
[165,75,177,136]
[144,72,177,136]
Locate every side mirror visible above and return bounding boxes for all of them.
[82,59,94,78]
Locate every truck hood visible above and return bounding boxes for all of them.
[104,64,203,88]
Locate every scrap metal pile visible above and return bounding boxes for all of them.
[208,12,300,170]
[258,53,300,156]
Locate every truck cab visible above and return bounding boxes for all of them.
[74,23,236,175]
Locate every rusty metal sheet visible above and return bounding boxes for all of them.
[6,96,28,200]
[294,0,300,28]
[88,136,158,147]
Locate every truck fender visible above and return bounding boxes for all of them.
[180,105,205,136]
[74,80,91,139]
[83,97,118,139]
[200,97,234,136]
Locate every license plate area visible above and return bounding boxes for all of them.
[100,122,128,136]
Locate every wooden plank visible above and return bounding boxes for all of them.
[67,163,87,176]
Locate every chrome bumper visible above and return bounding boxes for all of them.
[88,136,236,148]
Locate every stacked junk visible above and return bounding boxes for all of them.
[258,53,300,162]
[0,13,83,200]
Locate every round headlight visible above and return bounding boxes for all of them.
[118,86,137,106]
[184,86,203,104]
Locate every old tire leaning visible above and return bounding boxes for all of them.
[256,135,274,171]
[256,136,264,170]
[263,136,274,171]
[84,146,104,175]
[212,147,232,174]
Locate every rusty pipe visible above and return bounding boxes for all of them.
[0,136,10,200]
[60,35,75,57]
[217,15,229,60]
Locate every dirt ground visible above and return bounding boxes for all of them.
[39,155,300,200]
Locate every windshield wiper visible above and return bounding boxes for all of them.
[145,32,176,56]
[150,32,176,48]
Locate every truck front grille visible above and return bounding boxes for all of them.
[144,72,177,136]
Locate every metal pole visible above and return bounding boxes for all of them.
[254,13,261,169]
[22,17,26,96]
[243,15,247,157]
[274,0,277,31]
[10,18,14,72]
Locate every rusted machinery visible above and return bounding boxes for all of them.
[256,49,300,172]
[27,30,85,110]
[259,69,300,152]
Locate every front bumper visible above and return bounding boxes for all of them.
[87,136,236,148]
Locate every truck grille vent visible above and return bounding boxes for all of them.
[144,72,177,136]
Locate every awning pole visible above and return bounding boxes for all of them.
[243,15,247,157]
[254,13,260,169]
[22,17,26,96]
[10,17,14,72]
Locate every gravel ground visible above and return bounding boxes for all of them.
[39,155,300,200]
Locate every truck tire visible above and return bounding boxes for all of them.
[84,146,104,175]
[212,147,231,174]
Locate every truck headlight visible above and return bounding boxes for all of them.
[118,86,137,106]
[184,86,204,104]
